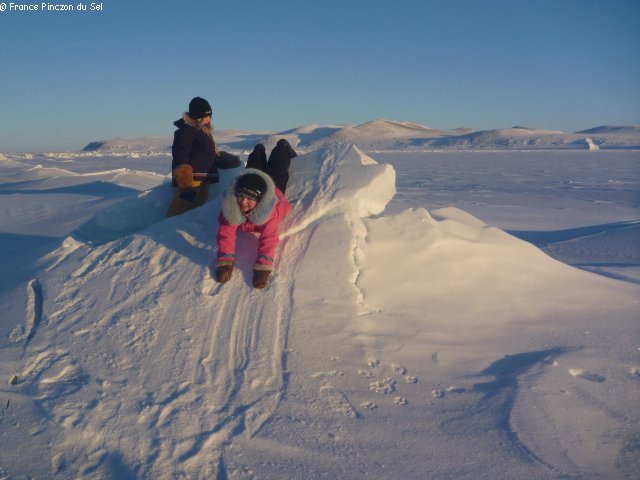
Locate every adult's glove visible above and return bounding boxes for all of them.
[215,263,234,284]
[252,269,271,289]
[174,164,194,189]
[217,151,242,169]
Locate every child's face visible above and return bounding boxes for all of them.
[199,115,212,126]
[236,195,257,214]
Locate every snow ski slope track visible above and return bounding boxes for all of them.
[5,144,395,478]
[25,279,44,346]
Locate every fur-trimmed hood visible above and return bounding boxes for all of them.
[221,169,278,226]
[174,113,216,142]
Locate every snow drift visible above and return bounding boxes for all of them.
[1,144,638,479]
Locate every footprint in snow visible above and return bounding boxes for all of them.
[431,390,445,399]
[631,367,640,378]
[390,363,420,384]
[568,368,605,383]
[428,387,465,399]
[369,378,396,395]
[311,370,344,379]
[38,363,87,401]
[446,386,466,394]
[404,375,419,384]
[360,401,378,410]
[367,358,380,368]
[320,383,361,418]
[394,396,408,406]
[391,363,407,375]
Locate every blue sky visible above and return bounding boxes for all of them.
[1,0,638,151]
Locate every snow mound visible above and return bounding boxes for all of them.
[3,144,638,478]
[22,164,79,179]
[72,180,177,245]
[71,166,239,245]
[283,143,396,235]
[357,206,600,329]
[272,191,639,479]
[0,153,26,167]
[0,143,397,478]
[70,144,393,245]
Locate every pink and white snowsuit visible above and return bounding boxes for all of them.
[216,169,292,270]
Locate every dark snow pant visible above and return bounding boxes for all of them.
[166,181,210,217]
[246,140,297,195]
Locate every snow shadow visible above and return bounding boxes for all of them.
[509,220,640,283]
[220,134,274,150]
[72,168,239,248]
[508,220,640,247]
[73,450,137,479]
[573,264,640,284]
[33,370,90,404]
[0,233,64,295]
[0,233,59,265]
[469,349,569,469]
[473,349,566,398]
[0,181,139,198]
[280,126,343,145]
[72,182,177,246]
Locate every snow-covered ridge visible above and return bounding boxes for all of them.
[79,119,640,153]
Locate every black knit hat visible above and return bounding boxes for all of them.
[236,173,267,201]
[188,97,212,119]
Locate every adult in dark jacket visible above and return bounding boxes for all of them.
[167,96,241,217]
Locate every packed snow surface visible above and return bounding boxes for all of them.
[0,144,638,479]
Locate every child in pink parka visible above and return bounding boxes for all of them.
[215,169,292,289]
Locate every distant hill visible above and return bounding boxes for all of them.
[576,125,640,135]
[420,127,576,149]
[82,137,172,152]
[82,120,640,153]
